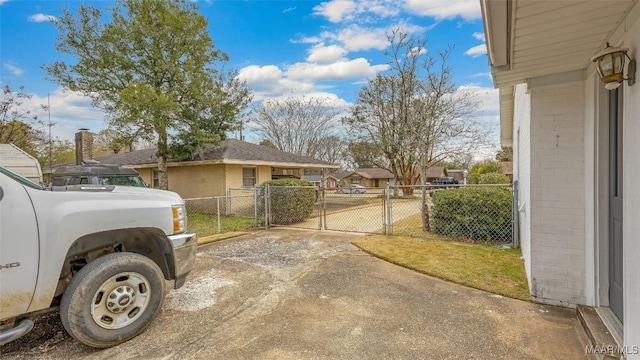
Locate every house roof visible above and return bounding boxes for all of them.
[302,175,339,182]
[349,168,394,179]
[94,139,339,169]
[424,166,446,178]
[481,0,636,146]
[0,143,42,181]
[447,169,464,182]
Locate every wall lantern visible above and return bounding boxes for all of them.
[591,43,636,90]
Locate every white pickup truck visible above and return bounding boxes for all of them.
[0,165,197,348]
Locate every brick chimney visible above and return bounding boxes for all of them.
[75,128,94,165]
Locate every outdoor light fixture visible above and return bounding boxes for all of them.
[591,43,636,90]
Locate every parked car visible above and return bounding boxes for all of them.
[431,177,458,186]
[338,184,366,194]
[50,162,147,188]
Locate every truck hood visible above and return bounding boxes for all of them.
[47,184,184,204]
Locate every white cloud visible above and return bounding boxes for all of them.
[408,47,427,56]
[238,57,388,101]
[464,44,487,58]
[21,88,107,142]
[404,0,481,20]
[0,0,10,5]
[307,44,348,63]
[472,32,485,41]
[283,6,296,13]
[471,72,492,81]
[313,0,356,23]
[286,58,389,81]
[28,13,57,22]
[3,63,24,76]
[313,0,400,23]
[331,25,389,51]
[459,84,499,113]
[237,65,316,100]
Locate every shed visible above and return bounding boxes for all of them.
[0,144,42,182]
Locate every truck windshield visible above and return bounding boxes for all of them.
[0,166,43,190]
[97,175,147,187]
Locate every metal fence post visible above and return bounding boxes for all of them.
[226,189,231,215]
[320,185,326,230]
[386,184,392,235]
[512,180,519,248]
[216,197,221,234]
[264,184,270,229]
[254,186,258,228]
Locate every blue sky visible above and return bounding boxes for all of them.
[0,0,498,149]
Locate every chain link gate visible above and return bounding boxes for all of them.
[322,186,387,234]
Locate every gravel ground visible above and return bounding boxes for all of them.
[0,228,587,360]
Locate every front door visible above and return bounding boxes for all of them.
[609,88,623,322]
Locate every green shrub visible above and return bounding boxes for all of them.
[467,160,502,184]
[430,187,512,242]
[478,172,511,184]
[260,178,316,224]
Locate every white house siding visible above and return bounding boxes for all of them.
[622,11,640,357]
[512,83,532,288]
[528,81,586,306]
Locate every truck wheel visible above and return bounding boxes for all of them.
[60,252,166,348]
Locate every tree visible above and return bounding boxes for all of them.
[93,128,134,155]
[250,95,342,158]
[44,0,251,189]
[343,29,488,194]
[47,138,76,166]
[315,135,348,164]
[467,160,502,184]
[0,85,48,156]
[346,140,388,169]
[495,147,513,162]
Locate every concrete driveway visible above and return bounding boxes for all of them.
[1,228,586,359]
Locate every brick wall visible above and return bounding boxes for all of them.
[529,81,586,306]
[513,83,532,287]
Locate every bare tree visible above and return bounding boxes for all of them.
[250,95,342,158]
[315,135,348,164]
[0,85,48,156]
[344,29,489,193]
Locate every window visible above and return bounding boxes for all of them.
[243,167,256,187]
[153,170,159,188]
[351,176,361,184]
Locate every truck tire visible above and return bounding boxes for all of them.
[60,252,166,348]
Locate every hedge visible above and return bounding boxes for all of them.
[260,178,316,224]
[430,187,513,242]
[478,172,511,184]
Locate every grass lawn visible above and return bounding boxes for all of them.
[188,213,256,238]
[353,214,530,301]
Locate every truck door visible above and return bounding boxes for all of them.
[0,172,39,319]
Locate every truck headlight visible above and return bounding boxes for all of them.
[172,204,186,234]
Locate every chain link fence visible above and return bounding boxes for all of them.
[389,184,515,245]
[184,190,260,237]
[182,183,516,246]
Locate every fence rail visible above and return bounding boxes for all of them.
[184,183,517,246]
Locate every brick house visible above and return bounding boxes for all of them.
[94,139,338,198]
[343,168,394,188]
[482,0,640,354]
